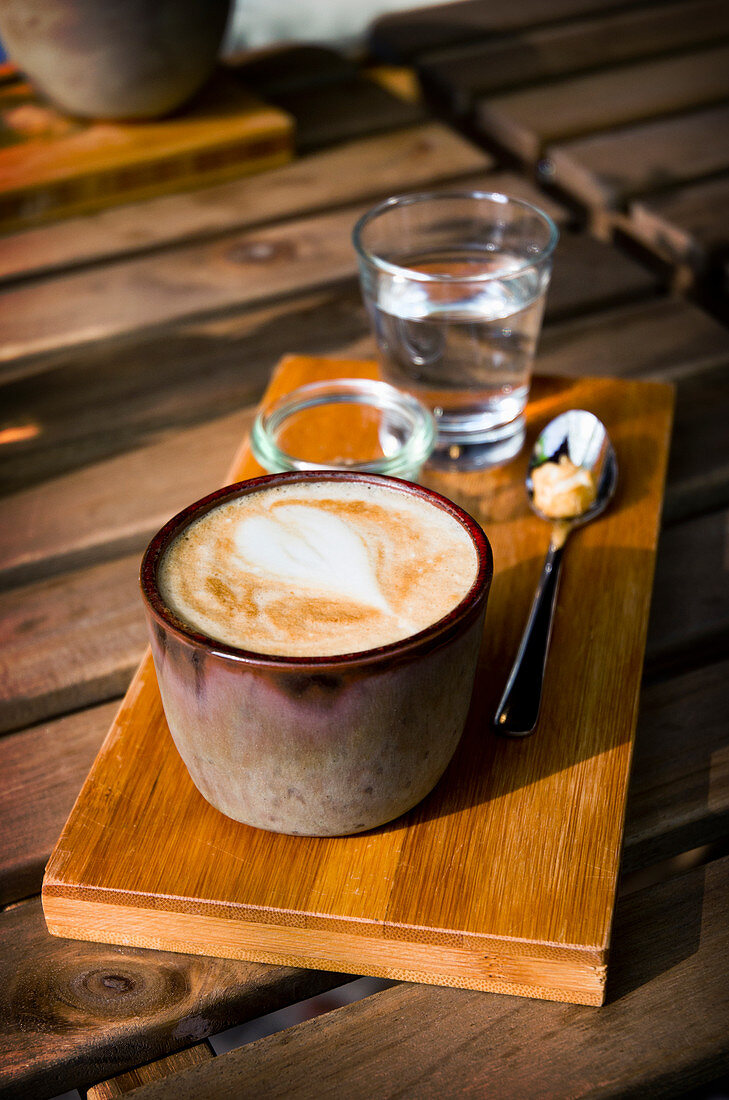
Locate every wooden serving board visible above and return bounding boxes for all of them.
[42,355,674,1006]
[0,68,293,233]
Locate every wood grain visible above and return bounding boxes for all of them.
[664,362,729,522]
[418,0,729,114]
[116,857,729,1099]
[0,552,145,735]
[0,72,294,233]
[0,224,658,367]
[1,282,724,505]
[0,701,117,906]
[645,507,729,677]
[0,123,491,285]
[254,73,424,154]
[476,44,729,162]
[537,298,729,383]
[0,407,255,587]
[86,1044,214,1099]
[4,496,727,761]
[5,650,727,916]
[6,353,729,743]
[367,0,644,62]
[629,175,729,279]
[624,659,729,872]
[0,896,347,1100]
[3,295,726,591]
[42,357,673,1006]
[546,103,729,214]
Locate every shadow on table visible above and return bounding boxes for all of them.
[393,541,659,829]
[607,861,706,1001]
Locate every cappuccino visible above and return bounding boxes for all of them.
[158,479,478,657]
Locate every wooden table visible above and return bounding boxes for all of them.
[2,22,729,1100]
[372,0,729,305]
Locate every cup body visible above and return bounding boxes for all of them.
[140,472,492,837]
[0,0,231,119]
[353,191,559,470]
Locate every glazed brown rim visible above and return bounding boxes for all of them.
[140,471,492,669]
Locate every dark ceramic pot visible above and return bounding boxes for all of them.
[141,472,493,837]
[0,0,231,119]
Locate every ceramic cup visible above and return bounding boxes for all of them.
[140,471,492,837]
[0,0,231,119]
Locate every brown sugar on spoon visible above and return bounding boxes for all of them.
[531,453,599,520]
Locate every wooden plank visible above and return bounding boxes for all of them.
[0,200,451,366]
[418,0,729,116]
[0,72,294,234]
[4,651,726,917]
[3,650,726,905]
[226,44,357,96]
[546,103,729,214]
[664,363,729,522]
[42,364,673,1007]
[543,230,661,319]
[6,449,728,749]
[0,702,117,906]
[537,297,729,383]
[629,175,729,279]
[476,45,729,163]
[86,1044,214,1099]
[0,552,146,736]
[0,223,659,368]
[624,659,729,872]
[646,507,729,678]
[228,43,424,149]
[96,857,729,1100]
[3,296,726,593]
[0,123,492,286]
[0,406,255,587]
[0,288,367,497]
[367,0,647,63]
[0,897,347,1100]
[256,75,424,154]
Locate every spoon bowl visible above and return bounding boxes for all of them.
[528,409,617,526]
[494,410,617,737]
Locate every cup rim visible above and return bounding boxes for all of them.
[352,189,560,284]
[140,470,492,669]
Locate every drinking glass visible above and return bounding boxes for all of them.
[353,191,559,469]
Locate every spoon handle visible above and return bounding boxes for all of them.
[493,539,565,737]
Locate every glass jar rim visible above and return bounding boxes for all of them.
[352,189,560,284]
[251,377,436,478]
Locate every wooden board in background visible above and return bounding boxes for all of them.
[0,68,293,233]
[0,123,491,285]
[42,355,674,1006]
[475,44,729,164]
[367,0,641,62]
[417,0,729,116]
[629,176,729,293]
[545,103,729,216]
[0,225,657,368]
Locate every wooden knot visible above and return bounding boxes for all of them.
[91,971,136,995]
[11,951,191,1029]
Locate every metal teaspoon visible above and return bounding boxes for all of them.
[493,409,618,737]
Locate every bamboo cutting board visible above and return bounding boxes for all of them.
[42,355,674,1006]
[0,69,293,232]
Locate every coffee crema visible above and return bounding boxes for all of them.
[157,480,478,657]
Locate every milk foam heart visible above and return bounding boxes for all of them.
[158,479,478,657]
[233,506,390,614]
